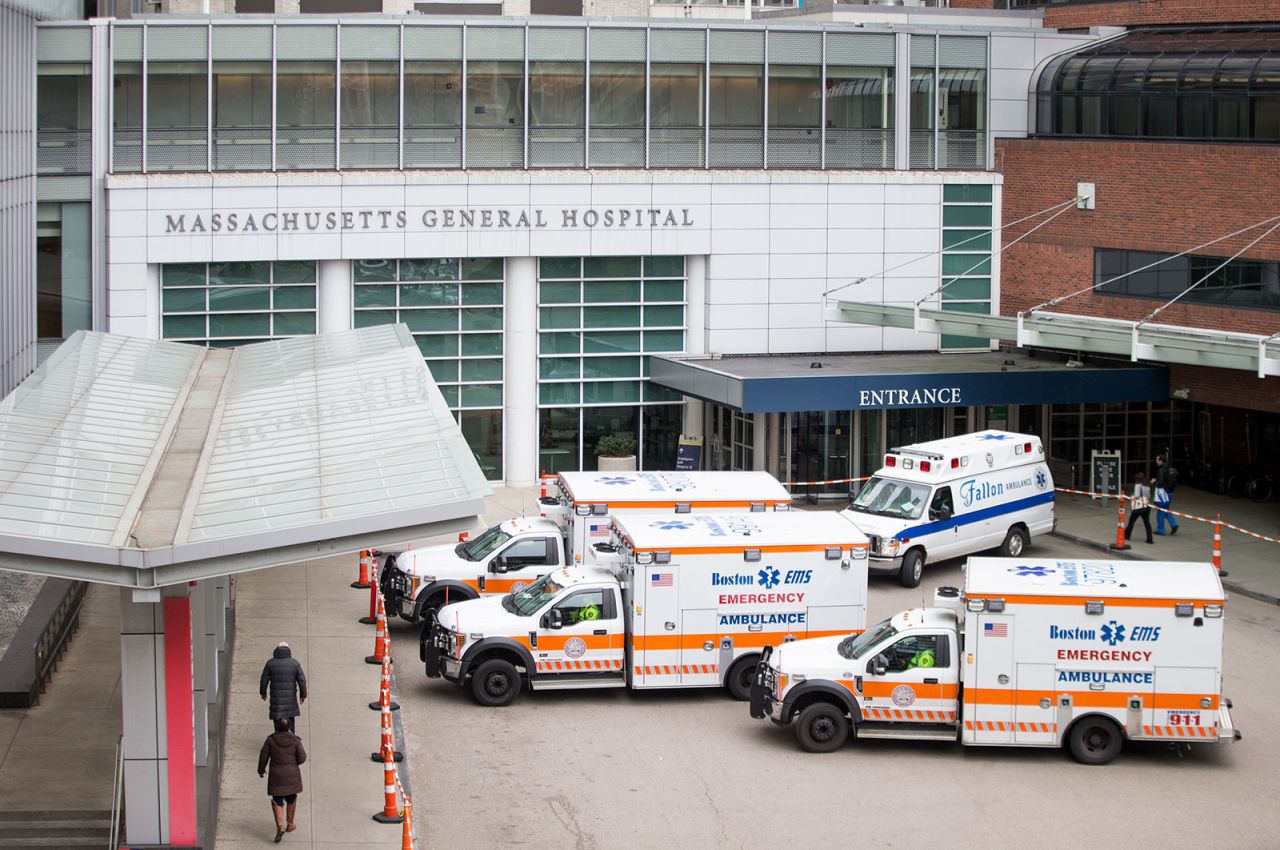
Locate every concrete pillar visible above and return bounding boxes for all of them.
[505,257,538,486]
[204,577,220,703]
[894,32,911,172]
[119,587,198,847]
[317,259,352,334]
[766,412,781,478]
[753,412,767,472]
[190,583,209,767]
[682,255,708,440]
[213,576,227,652]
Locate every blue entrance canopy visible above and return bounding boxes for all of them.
[649,351,1168,414]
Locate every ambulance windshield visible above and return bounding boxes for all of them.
[459,525,512,561]
[838,618,897,660]
[508,573,566,615]
[848,477,930,520]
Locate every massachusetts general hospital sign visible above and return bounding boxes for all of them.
[161,206,697,235]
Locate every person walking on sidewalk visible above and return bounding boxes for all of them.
[1126,471,1154,545]
[258,717,307,843]
[260,642,307,733]
[1153,453,1180,536]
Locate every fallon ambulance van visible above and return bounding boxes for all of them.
[750,557,1240,765]
[379,470,791,624]
[421,511,869,707]
[842,430,1055,588]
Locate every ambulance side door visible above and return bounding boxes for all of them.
[861,632,959,724]
[535,585,623,674]
[925,486,960,560]
[489,535,560,593]
[638,567,679,687]
[968,614,1015,743]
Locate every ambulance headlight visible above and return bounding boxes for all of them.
[1204,604,1223,618]
[790,674,805,683]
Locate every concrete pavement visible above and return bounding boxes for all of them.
[1051,485,1280,603]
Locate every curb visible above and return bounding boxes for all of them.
[1049,530,1280,608]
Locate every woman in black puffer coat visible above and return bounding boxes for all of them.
[259,642,307,732]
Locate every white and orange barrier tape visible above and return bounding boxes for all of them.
[783,476,870,488]
[1055,487,1280,545]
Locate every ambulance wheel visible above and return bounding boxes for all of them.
[899,549,925,588]
[795,703,849,753]
[726,655,760,701]
[1067,717,1123,765]
[471,659,521,707]
[999,526,1030,558]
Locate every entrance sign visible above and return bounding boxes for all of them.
[675,438,703,471]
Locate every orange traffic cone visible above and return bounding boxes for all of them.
[371,737,403,824]
[365,593,389,665]
[1109,497,1130,551]
[369,653,400,712]
[352,549,372,589]
[370,698,404,763]
[359,558,379,625]
[400,793,415,849]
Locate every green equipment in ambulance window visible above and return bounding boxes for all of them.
[883,635,940,673]
[555,589,608,624]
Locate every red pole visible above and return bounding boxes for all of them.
[1110,497,1130,551]
[359,557,379,625]
[1213,514,1227,576]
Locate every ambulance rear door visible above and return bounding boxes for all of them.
[969,613,1015,743]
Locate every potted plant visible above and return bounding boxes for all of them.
[594,434,638,472]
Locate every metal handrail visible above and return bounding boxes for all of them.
[31,580,86,701]
[109,733,124,849]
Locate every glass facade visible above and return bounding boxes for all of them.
[161,261,318,347]
[1036,28,1280,143]
[353,258,504,479]
[537,256,685,473]
[36,202,92,341]
[1050,400,1193,486]
[34,21,991,174]
[940,184,994,349]
[1096,248,1280,311]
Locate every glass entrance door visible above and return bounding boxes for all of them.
[791,411,851,499]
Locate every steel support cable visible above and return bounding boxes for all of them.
[915,200,1079,306]
[822,195,1083,298]
[1136,217,1280,327]
[1023,213,1280,315]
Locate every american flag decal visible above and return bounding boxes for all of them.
[984,622,1008,638]
[651,572,672,587]
[589,523,609,538]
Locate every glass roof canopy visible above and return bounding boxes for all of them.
[0,326,490,588]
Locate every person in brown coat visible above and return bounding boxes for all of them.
[258,717,307,842]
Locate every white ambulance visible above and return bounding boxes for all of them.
[750,557,1240,764]
[421,511,869,706]
[843,430,1055,588]
[381,470,791,624]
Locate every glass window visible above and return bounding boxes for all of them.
[650,63,704,168]
[768,65,820,168]
[881,635,941,673]
[709,64,763,168]
[501,537,555,568]
[36,202,92,340]
[589,62,644,167]
[554,588,612,624]
[37,66,92,174]
[113,60,144,172]
[214,60,272,170]
[530,61,585,167]
[1096,248,1280,311]
[539,407,580,474]
[341,60,398,168]
[909,67,934,168]
[404,61,462,168]
[467,61,524,168]
[161,261,317,346]
[825,67,893,168]
[938,69,986,169]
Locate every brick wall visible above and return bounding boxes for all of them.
[1042,0,1280,29]
[996,137,1280,411]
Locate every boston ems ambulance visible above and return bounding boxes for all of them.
[750,557,1239,764]
[843,430,1055,587]
[421,511,868,706]
[379,470,791,624]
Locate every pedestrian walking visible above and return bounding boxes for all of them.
[1153,453,1180,536]
[1126,471,1154,545]
[258,717,307,843]
[260,641,307,733]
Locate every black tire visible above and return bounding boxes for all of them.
[470,658,522,707]
[795,702,850,753]
[725,655,761,701]
[999,526,1030,558]
[899,549,925,588]
[1067,717,1123,765]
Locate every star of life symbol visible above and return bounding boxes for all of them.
[1035,469,1048,489]
[600,476,633,485]
[651,520,692,530]
[757,567,781,589]
[979,433,1011,441]
[1100,621,1126,647]
[1008,565,1055,577]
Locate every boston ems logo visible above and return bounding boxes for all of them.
[757,567,781,589]
[1009,565,1055,578]
[564,637,587,659]
[651,520,692,530]
[1100,621,1125,647]
[891,685,916,707]
[599,476,633,485]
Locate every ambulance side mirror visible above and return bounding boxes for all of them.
[868,654,888,676]
[541,609,564,630]
[492,557,509,574]
[929,505,952,521]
